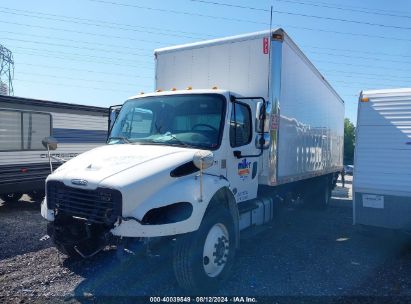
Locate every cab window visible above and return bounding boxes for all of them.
[230,102,252,147]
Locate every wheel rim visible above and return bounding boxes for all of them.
[203,223,230,278]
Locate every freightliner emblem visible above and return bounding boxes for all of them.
[71,179,88,186]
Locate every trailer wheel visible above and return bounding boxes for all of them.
[0,192,23,204]
[316,178,331,209]
[29,190,45,202]
[173,207,236,293]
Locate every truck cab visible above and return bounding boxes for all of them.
[42,89,267,291]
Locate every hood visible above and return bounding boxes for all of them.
[50,144,196,189]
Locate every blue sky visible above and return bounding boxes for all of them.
[1,0,411,124]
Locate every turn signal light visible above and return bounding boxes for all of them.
[361,97,369,102]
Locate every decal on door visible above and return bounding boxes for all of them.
[238,158,251,178]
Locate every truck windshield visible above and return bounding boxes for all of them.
[108,94,226,150]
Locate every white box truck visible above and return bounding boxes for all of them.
[353,88,411,230]
[41,28,344,291]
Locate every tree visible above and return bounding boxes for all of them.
[344,118,355,164]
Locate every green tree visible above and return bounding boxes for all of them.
[344,118,355,164]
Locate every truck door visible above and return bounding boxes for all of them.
[226,100,259,202]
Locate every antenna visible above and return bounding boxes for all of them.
[0,44,14,96]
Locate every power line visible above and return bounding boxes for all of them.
[2,5,411,48]
[189,0,411,31]
[0,6,213,39]
[13,49,154,70]
[21,71,149,87]
[312,58,411,73]
[308,50,411,66]
[0,20,176,46]
[322,69,411,82]
[19,62,152,79]
[275,0,411,20]
[14,78,149,94]
[3,19,411,63]
[301,45,411,59]
[0,36,152,58]
[0,29,154,54]
[86,0,268,25]
[275,0,411,19]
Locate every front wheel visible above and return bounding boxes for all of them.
[0,192,23,204]
[29,190,45,201]
[173,207,236,293]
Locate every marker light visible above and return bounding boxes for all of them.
[156,89,163,92]
[272,34,283,41]
[212,86,218,90]
[140,92,145,95]
[361,97,369,102]
[171,88,177,91]
[186,86,192,90]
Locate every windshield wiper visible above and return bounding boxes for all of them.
[107,136,132,143]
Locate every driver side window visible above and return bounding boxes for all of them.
[230,102,252,147]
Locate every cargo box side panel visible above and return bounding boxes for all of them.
[276,38,344,183]
[354,93,411,194]
[155,36,270,98]
[354,91,411,228]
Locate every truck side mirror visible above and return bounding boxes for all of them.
[255,133,270,150]
[42,137,58,151]
[255,101,270,133]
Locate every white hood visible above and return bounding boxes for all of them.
[50,144,196,189]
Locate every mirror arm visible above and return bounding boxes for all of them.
[46,145,53,173]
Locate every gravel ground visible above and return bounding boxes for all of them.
[1,177,410,302]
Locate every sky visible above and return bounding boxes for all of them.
[1,0,411,125]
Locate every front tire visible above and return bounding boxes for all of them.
[173,207,236,293]
[0,192,23,204]
[29,190,45,201]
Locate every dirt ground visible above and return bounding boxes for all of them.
[0,176,410,302]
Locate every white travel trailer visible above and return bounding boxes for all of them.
[354,88,411,230]
[0,95,108,203]
[42,29,344,291]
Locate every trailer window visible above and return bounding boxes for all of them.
[230,102,252,147]
[22,112,52,150]
[0,110,22,150]
[0,110,51,151]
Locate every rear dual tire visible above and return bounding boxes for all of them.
[173,207,236,293]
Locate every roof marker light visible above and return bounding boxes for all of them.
[140,92,145,95]
[187,86,192,90]
[156,89,163,92]
[212,86,218,90]
[171,88,177,91]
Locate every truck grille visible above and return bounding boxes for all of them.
[46,181,122,224]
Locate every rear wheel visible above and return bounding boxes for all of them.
[311,177,331,209]
[173,207,236,293]
[0,193,23,204]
